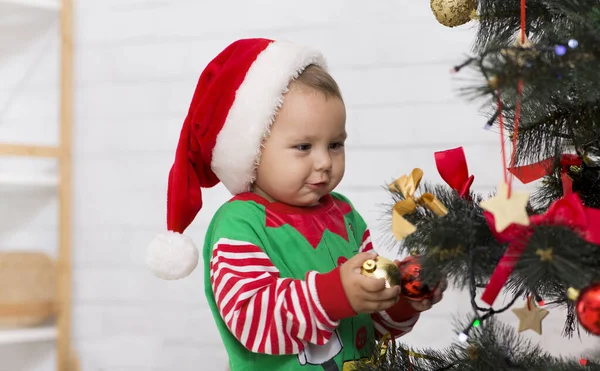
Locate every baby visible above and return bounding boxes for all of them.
[147,38,444,371]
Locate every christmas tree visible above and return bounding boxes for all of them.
[356,0,600,369]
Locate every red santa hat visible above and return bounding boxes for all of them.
[146,38,327,280]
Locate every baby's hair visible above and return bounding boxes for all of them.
[293,64,343,101]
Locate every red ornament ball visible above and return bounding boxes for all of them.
[576,282,600,336]
[396,255,436,301]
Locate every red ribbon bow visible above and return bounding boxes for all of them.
[508,154,582,195]
[434,147,474,200]
[481,192,600,305]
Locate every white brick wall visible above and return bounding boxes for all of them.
[1,1,598,370]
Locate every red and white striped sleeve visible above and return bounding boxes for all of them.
[358,228,373,253]
[210,238,357,355]
[359,229,421,339]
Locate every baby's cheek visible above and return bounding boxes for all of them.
[332,162,345,181]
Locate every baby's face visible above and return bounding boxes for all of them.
[253,84,346,207]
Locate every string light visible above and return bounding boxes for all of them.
[568,39,579,48]
[457,317,482,342]
[534,293,545,307]
[555,44,567,56]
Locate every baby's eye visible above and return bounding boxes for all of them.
[295,144,312,151]
[329,142,344,150]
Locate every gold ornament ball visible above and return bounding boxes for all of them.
[430,0,478,28]
[360,256,402,288]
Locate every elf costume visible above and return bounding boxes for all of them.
[146,38,420,371]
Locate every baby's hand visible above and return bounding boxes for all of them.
[394,258,447,312]
[340,251,401,314]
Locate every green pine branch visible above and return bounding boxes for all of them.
[371,1,600,367]
[521,153,600,211]
[456,0,600,174]
[380,182,600,337]
[353,317,599,370]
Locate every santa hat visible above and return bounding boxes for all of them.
[146,38,327,280]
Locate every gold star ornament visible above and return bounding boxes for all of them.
[480,182,530,232]
[512,296,549,335]
[536,248,553,262]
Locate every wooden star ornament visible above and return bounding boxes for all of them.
[480,182,530,232]
[512,296,549,335]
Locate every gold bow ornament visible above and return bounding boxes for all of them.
[343,332,441,370]
[342,333,393,370]
[389,168,449,240]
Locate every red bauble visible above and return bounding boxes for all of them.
[576,283,600,336]
[396,255,436,301]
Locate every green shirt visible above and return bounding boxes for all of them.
[203,192,419,371]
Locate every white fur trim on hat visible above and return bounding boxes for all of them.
[147,231,199,280]
[211,40,327,195]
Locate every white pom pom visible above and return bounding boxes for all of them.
[147,231,199,280]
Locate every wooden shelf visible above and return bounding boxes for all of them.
[0,173,58,187]
[0,0,77,368]
[0,325,57,345]
[0,0,60,11]
[0,143,60,158]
